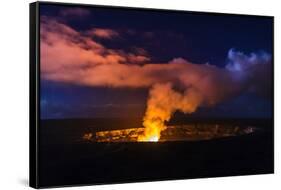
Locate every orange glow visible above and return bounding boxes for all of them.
[137,117,166,142]
[91,125,256,142]
[148,135,159,142]
[82,133,93,141]
[137,83,203,142]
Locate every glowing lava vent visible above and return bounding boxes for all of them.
[82,124,257,143]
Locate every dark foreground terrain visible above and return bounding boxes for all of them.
[38,118,273,187]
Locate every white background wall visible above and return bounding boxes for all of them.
[0,0,279,189]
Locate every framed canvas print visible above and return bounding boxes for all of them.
[29,1,274,188]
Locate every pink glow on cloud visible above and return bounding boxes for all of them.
[86,28,119,39]
[40,16,271,105]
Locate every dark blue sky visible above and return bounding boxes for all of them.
[40,3,273,119]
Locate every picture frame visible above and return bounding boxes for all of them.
[30,1,274,188]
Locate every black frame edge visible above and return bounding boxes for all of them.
[266,16,275,175]
[29,1,39,189]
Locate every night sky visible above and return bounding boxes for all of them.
[40,3,273,119]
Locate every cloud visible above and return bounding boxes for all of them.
[225,49,272,98]
[59,7,91,17]
[226,48,271,72]
[40,17,150,78]
[41,17,272,94]
[86,28,119,39]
